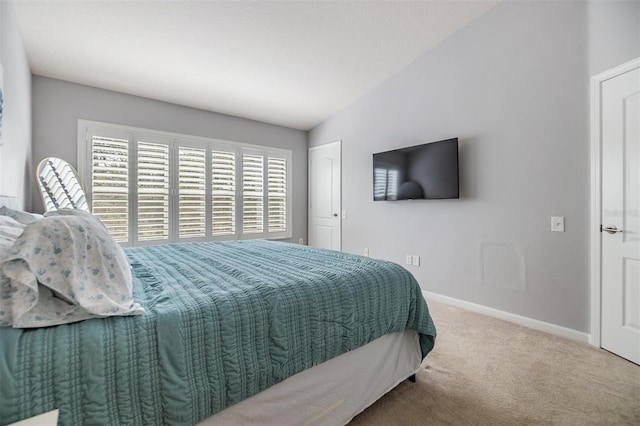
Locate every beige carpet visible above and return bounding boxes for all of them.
[350,301,640,425]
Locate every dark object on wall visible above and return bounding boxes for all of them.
[373,138,459,200]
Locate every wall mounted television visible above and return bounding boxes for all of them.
[373,138,459,201]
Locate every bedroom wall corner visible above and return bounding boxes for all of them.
[309,0,594,333]
[0,0,33,210]
[587,0,640,76]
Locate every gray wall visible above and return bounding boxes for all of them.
[309,0,639,333]
[588,0,640,76]
[32,76,308,244]
[0,0,32,210]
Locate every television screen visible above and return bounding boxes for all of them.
[373,138,459,201]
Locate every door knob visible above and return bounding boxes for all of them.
[333,213,338,217]
[603,225,623,234]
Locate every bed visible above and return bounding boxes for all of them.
[0,223,436,425]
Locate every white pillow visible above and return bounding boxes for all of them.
[0,212,144,328]
[0,216,26,258]
[0,215,26,230]
[0,206,42,225]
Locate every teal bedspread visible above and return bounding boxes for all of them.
[0,240,436,425]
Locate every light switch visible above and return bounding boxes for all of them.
[342,210,347,220]
[412,255,420,266]
[551,216,565,232]
[406,255,412,265]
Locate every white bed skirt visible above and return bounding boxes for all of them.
[199,329,421,426]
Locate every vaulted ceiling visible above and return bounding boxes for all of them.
[14,0,498,130]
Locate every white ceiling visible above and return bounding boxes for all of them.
[14,0,498,131]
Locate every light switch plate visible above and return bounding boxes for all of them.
[551,216,565,232]
[412,255,420,266]
[405,255,412,265]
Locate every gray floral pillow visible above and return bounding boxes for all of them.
[0,206,42,225]
[0,212,144,328]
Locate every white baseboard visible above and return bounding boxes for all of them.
[422,291,590,344]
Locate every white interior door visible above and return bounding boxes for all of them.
[308,141,341,250]
[600,62,640,364]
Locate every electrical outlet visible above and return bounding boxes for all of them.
[406,255,412,265]
[551,216,565,232]
[412,255,420,266]
[298,238,304,244]
[363,248,369,257]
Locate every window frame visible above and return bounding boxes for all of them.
[77,120,292,246]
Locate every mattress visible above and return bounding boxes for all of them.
[200,329,421,426]
[0,240,436,425]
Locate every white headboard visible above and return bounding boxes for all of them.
[0,195,20,210]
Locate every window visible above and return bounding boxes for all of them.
[137,141,170,242]
[90,135,129,241]
[179,146,206,238]
[211,150,236,236]
[78,121,292,246]
[242,153,264,234]
[268,157,287,233]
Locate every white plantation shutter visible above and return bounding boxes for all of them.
[242,154,264,234]
[79,121,291,245]
[137,141,170,241]
[179,146,206,238]
[211,150,236,236]
[268,157,287,233]
[374,168,386,200]
[373,167,399,200]
[91,136,129,243]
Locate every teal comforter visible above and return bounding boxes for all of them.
[0,240,436,425]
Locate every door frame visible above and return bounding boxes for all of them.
[308,140,342,250]
[589,57,640,348]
